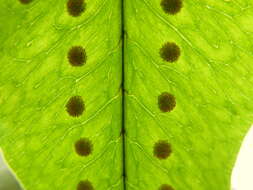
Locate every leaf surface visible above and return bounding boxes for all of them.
[124,0,253,189]
[1,0,253,190]
[0,0,123,189]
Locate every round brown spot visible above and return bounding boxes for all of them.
[66,96,85,117]
[154,140,172,159]
[160,42,180,62]
[77,180,94,190]
[67,0,86,17]
[158,92,176,112]
[19,0,32,4]
[159,184,174,190]
[75,138,93,156]
[68,46,86,67]
[160,0,183,15]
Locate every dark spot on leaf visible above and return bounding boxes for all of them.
[68,46,86,67]
[160,42,180,62]
[67,0,86,17]
[19,0,32,4]
[75,138,93,156]
[154,140,172,159]
[66,96,85,117]
[158,92,176,112]
[159,184,174,190]
[77,180,94,190]
[160,0,183,15]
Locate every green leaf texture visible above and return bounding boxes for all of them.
[124,0,253,190]
[0,0,253,190]
[0,0,123,189]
